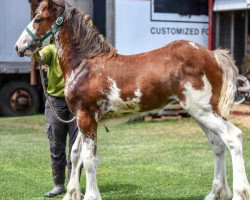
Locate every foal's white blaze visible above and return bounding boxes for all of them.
[180,75,212,116]
[15,15,53,55]
[189,42,199,49]
[15,19,35,52]
[106,78,142,115]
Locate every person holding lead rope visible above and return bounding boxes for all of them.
[37,44,78,197]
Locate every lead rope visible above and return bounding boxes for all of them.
[37,55,76,124]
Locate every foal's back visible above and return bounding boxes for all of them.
[87,40,222,115]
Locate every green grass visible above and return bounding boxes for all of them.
[1,115,250,200]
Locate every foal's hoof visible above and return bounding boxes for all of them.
[62,193,71,200]
[83,194,101,200]
[233,186,250,200]
[204,193,228,200]
[204,189,232,200]
[232,196,247,200]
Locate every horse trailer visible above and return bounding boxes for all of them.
[0,0,93,116]
[0,0,42,116]
[0,0,210,116]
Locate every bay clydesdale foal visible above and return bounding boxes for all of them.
[15,0,250,199]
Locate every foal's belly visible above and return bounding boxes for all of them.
[100,108,162,126]
[99,97,171,125]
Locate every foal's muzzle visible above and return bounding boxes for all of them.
[15,45,25,57]
[15,41,37,57]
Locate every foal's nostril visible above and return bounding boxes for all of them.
[15,45,18,52]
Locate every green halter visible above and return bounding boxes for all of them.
[25,11,65,47]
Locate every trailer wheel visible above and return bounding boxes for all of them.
[234,75,250,105]
[0,81,40,116]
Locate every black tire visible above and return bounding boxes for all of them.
[0,81,40,116]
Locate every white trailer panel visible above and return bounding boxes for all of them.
[0,0,31,62]
[115,0,209,55]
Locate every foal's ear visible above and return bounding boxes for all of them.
[47,0,58,6]
[47,0,52,6]
[47,0,64,13]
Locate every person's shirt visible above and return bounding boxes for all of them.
[40,44,65,97]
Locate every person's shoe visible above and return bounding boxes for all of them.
[44,184,65,197]
[44,168,66,197]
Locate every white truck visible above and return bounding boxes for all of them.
[0,0,41,116]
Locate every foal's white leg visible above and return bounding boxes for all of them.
[198,123,232,200]
[81,137,101,200]
[63,131,83,200]
[180,75,249,199]
[194,113,250,200]
[223,121,250,200]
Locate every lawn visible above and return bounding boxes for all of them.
[0,112,250,200]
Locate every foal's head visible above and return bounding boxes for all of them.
[15,0,65,57]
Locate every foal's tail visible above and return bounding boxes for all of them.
[213,49,238,118]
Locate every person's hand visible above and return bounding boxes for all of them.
[32,51,40,62]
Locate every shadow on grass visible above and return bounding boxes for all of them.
[99,183,139,193]
[162,197,204,200]
[113,197,205,200]
[98,183,204,200]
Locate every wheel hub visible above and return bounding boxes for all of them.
[10,89,32,113]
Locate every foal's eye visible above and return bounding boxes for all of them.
[34,18,43,23]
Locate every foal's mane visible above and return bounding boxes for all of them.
[37,0,117,59]
[63,2,117,59]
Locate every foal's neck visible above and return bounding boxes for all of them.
[55,11,116,77]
